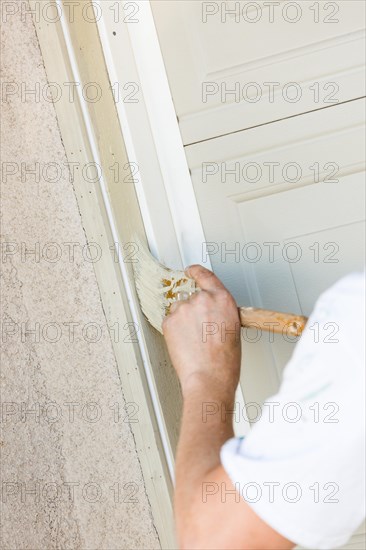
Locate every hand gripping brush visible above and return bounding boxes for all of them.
[133,238,308,337]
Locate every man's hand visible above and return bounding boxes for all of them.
[162,265,241,397]
[161,266,294,549]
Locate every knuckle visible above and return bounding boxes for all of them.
[194,290,206,302]
[193,291,211,307]
[217,289,234,304]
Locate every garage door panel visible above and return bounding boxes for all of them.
[152,0,366,143]
[237,175,365,376]
[237,175,365,308]
[188,102,365,205]
[287,221,366,312]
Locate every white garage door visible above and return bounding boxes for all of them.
[152,2,366,546]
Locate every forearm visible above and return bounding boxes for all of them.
[164,266,294,550]
[175,375,236,543]
[162,266,241,546]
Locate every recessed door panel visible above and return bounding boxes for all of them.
[152,0,366,143]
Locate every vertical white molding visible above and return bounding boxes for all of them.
[56,0,176,480]
[125,0,208,268]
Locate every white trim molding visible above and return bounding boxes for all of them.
[96,0,207,268]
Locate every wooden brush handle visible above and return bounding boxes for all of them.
[239,307,307,336]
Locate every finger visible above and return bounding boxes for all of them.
[185,264,226,292]
[169,300,185,314]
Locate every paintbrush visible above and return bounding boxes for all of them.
[133,238,308,337]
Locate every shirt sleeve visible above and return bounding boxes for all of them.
[221,272,366,549]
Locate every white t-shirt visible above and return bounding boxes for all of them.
[221,272,365,549]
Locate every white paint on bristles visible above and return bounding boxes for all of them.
[133,238,197,333]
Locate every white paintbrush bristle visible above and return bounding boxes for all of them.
[132,238,196,333]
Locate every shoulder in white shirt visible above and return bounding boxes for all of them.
[221,271,366,549]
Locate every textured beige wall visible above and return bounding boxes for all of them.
[0,8,160,550]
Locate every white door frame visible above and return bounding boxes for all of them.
[95,0,206,267]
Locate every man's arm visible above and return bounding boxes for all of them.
[163,265,294,550]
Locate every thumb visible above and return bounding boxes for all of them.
[185,264,227,292]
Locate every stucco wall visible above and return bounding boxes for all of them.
[0,8,160,550]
